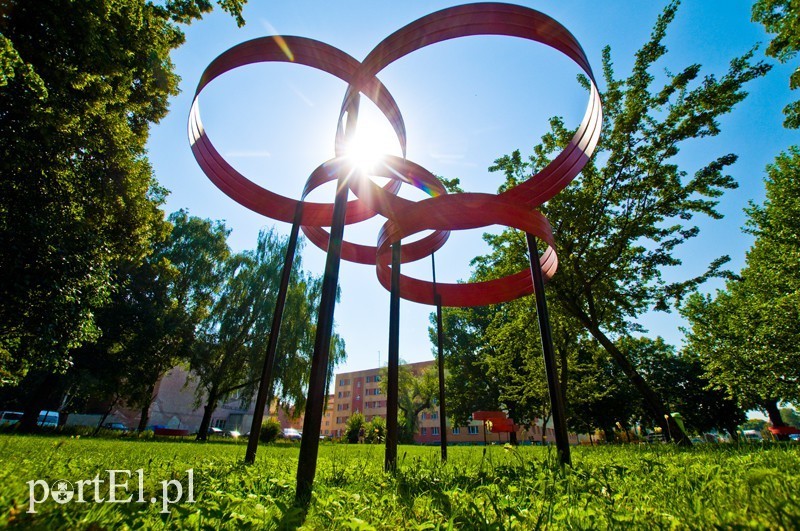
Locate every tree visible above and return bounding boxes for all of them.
[0,0,246,422]
[479,1,768,442]
[381,362,439,443]
[682,148,800,434]
[781,407,800,428]
[433,306,503,427]
[753,0,800,128]
[191,229,344,441]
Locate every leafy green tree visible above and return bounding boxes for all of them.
[752,0,800,128]
[191,229,344,441]
[781,407,800,428]
[567,338,638,442]
[0,0,246,424]
[434,306,503,427]
[682,148,800,434]
[478,1,767,442]
[381,362,439,443]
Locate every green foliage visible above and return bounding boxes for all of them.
[682,148,800,413]
[440,1,768,441]
[381,363,439,441]
[781,407,800,428]
[190,229,343,440]
[752,0,800,128]
[364,416,385,444]
[260,417,282,443]
[345,412,365,444]
[0,0,248,385]
[1,436,799,528]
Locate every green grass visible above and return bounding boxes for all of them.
[1,435,798,529]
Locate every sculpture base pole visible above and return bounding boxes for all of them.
[526,233,571,466]
[432,253,447,461]
[385,241,401,472]
[245,204,304,465]
[295,176,349,505]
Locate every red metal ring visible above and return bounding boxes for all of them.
[301,156,450,265]
[189,36,408,225]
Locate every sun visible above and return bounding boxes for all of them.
[343,107,402,173]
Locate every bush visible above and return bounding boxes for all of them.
[345,412,365,443]
[260,417,282,443]
[364,416,385,444]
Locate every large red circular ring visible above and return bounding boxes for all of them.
[189,36,408,227]
[337,3,601,306]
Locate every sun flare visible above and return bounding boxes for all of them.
[343,108,402,173]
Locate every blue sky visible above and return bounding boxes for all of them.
[148,1,797,380]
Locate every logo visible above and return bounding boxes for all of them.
[27,469,194,514]
[50,480,74,504]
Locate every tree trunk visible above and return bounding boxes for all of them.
[196,391,218,442]
[570,309,691,445]
[93,396,118,436]
[137,381,156,432]
[764,399,788,441]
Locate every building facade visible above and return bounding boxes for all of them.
[112,361,577,445]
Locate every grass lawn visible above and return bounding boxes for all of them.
[0,435,798,529]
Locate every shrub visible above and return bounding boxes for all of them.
[260,417,282,443]
[365,416,385,444]
[345,412,365,443]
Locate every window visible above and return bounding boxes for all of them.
[337,391,342,398]
[431,412,438,420]
[365,376,373,383]
[374,375,381,382]
[355,395,361,401]
[343,391,351,398]
[213,418,226,429]
[421,427,427,435]
[420,412,426,420]
[468,425,479,435]
[356,381,361,388]
[452,427,460,435]
[432,427,439,435]
[338,403,349,411]
[339,379,344,386]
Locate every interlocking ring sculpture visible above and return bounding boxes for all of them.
[189,2,602,307]
[190,2,602,499]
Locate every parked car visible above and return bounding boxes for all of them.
[37,410,59,428]
[208,427,223,436]
[102,422,129,432]
[225,430,241,439]
[0,411,23,426]
[282,428,302,440]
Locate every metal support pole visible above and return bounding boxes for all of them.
[525,232,571,466]
[385,240,401,472]
[245,203,304,465]
[295,98,358,505]
[432,253,447,461]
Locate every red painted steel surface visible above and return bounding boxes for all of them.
[188,3,602,308]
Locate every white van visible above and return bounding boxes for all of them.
[742,429,763,442]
